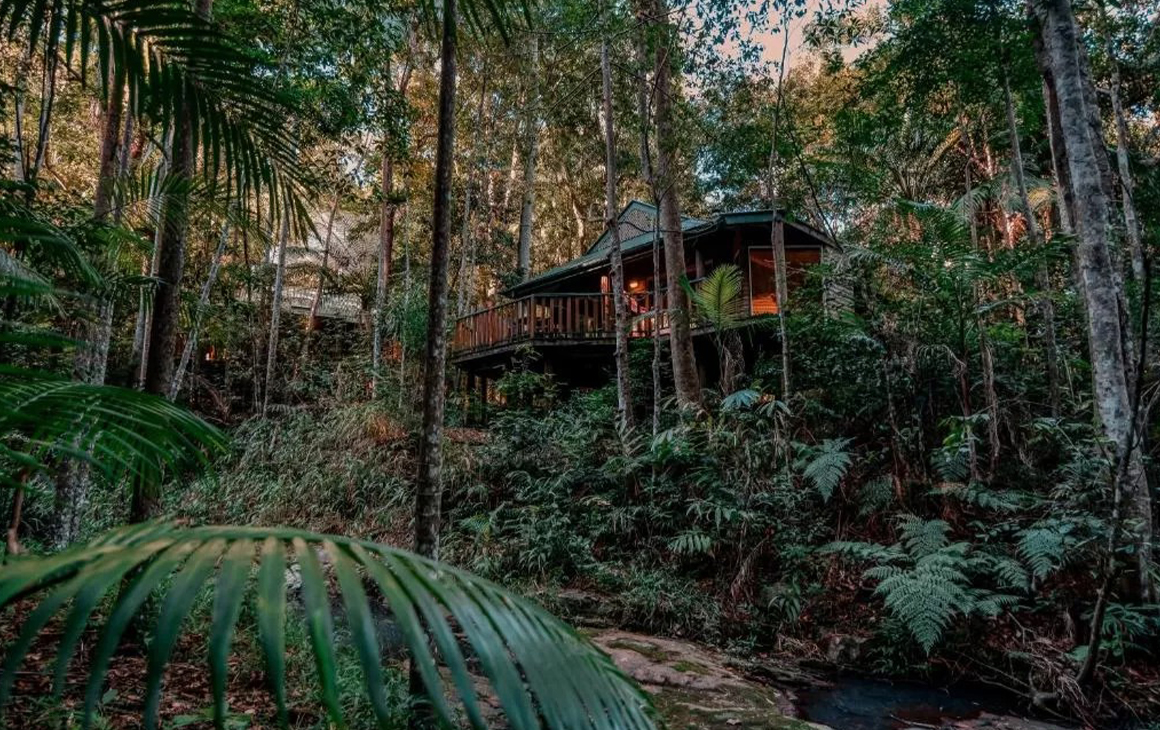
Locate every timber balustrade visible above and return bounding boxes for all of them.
[451,291,678,355]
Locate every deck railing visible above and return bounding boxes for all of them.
[451,291,672,355]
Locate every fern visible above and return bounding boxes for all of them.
[798,437,853,502]
[1017,526,1067,579]
[875,560,970,653]
[857,474,896,516]
[898,516,951,558]
[826,517,1025,653]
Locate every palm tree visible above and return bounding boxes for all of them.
[688,264,747,395]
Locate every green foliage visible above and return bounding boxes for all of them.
[796,437,853,502]
[0,523,655,730]
[688,264,746,332]
[827,517,1023,653]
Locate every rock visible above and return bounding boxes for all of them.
[948,713,1074,730]
[589,630,828,729]
[822,633,868,665]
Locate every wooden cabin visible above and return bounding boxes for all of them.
[451,201,836,391]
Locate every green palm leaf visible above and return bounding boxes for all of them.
[1,0,309,226]
[0,523,656,730]
[689,264,746,331]
[0,364,228,488]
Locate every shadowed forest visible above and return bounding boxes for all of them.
[1,0,1158,727]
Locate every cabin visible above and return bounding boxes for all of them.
[450,201,837,392]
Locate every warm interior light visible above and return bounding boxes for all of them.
[628,280,643,291]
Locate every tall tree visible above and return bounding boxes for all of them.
[408,0,457,719]
[601,16,634,431]
[373,49,415,396]
[1031,0,1153,601]
[767,14,791,398]
[648,0,701,409]
[516,35,539,279]
[135,0,215,522]
[51,69,127,548]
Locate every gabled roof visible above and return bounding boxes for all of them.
[505,200,834,297]
[584,201,707,256]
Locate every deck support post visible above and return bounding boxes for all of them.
[478,376,488,425]
[466,372,477,424]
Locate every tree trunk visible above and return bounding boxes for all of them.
[1032,0,1153,601]
[650,0,700,409]
[409,0,457,721]
[134,0,213,523]
[456,78,490,317]
[601,25,635,432]
[263,207,291,416]
[30,8,62,181]
[1098,15,1145,290]
[51,68,127,548]
[1003,73,1061,415]
[171,218,231,400]
[135,128,173,378]
[635,8,662,433]
[516,36,539,279]
[767,16,792,399]
[373,56,415,397]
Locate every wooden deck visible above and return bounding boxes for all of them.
[451,292,672,361]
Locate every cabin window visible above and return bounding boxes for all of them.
[748,246,822,315]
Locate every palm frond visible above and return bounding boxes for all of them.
[0,523,656,730]
[689,264,746,331]
[0,365,227,489]
[1,0,311,228]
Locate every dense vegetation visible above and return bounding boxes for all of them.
[2,0,1158,726]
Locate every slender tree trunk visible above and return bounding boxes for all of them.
[409,0,457,722]
[649,0,700,409]
[767,15,792,399]
[263,207,291,415]
[635,11,662,432]
[135,128,173,377]
[1097,15,1145,290]
[5,472,28,557]
[1032,0,1153,601]
[30,9,62,181]
[601,25,635,432]
[1003,74,1061,415]
[456,78,490,318]
[134,0,214,523]
[413,0,457,562]
[500,136,519,223]
[171,218,231,400]
[516,36,539,279]
[51,71,125,548]
[373,56,414,396]
[11,45,31,182]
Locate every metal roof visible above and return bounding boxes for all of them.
[505,201,834,297]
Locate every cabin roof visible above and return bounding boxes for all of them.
[505,200,833,297]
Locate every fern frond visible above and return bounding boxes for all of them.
[799,437,853,502]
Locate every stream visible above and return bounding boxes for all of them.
[795,676,1028,730]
